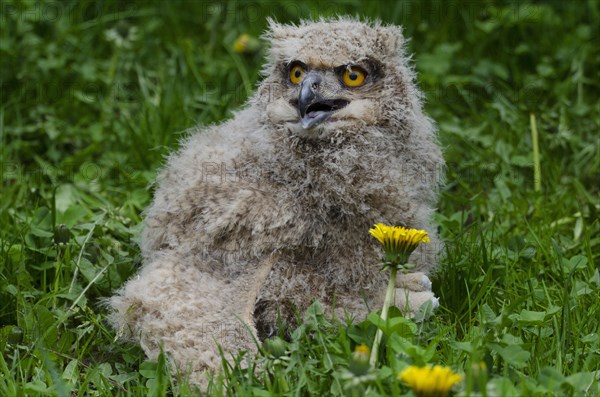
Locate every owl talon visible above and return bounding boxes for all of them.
[421,274,432,291]
[396,272,433,292]
[395,289,439,318]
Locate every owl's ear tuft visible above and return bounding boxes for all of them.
[376,25,405,55]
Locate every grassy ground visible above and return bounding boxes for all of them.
[1,0,599,395]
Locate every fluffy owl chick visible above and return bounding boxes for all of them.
[108,18,444,387]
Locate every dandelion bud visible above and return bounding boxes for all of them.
[263,336,287,358]
[1,325,24,344]
[348,344,371,376]
[54,224,70,245]
[470,361,487,393]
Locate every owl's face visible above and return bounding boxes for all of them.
[282,57,384,131]
[258,19,408,140]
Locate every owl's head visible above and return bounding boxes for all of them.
[255,18,422,141]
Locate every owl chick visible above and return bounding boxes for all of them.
[109,18,444,387]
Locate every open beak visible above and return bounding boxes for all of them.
[297,74,349,129]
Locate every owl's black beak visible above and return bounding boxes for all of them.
[298,74,349,129]
[298,74,321,118]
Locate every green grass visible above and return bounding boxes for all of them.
[1,0,599,395]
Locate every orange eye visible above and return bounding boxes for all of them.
[342,66,366,87]
[289,65,305,84]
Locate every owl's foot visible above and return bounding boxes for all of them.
[394,272,439,319]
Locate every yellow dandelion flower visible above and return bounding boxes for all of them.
[233,33,250,53]
[355,344,370,355]
[398,365,462,397]
[369,223,430,269]
[349,344,371,376]
[233,33,261,54]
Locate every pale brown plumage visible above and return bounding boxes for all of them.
[108,17,445,387]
